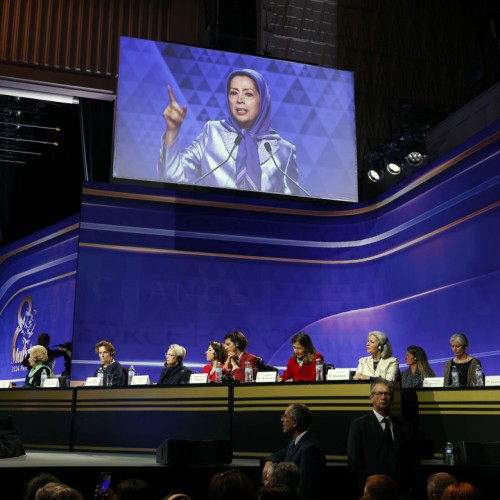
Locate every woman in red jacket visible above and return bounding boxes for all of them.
[279,332,324,382]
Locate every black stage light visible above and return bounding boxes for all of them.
[365,150,384,183]
[402,132,427,166]
[383,141,405,176]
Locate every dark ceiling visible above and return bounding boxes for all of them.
[0,94,113,247]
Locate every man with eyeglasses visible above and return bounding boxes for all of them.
[261,403,326,500]
[347,378,418,499]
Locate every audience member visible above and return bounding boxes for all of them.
[265,461,300,492]
[279,333,324,382]
[360,474,398,500]
[202,341,227,382]
[441,481,483,500]
[207,469,257,500]
[23,473,60,500]
[35,482,84,500]
[24,345,56,387]
[112,478,153,499]
[158,344,193,384]
[347,378,418,499]
[223,330,259,382]
[352,331,399,382]
[426,472,457,499]
[444,334,483,387]
[401,345,436,388]
[262,403,326,500]
[21,333,59,371]
[91,340,126,386]
[257,484,301,500]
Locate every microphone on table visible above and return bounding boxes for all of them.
[194,135,243,185]
[264,142,311,196]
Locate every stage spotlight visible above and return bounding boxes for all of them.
[384,141,405,176]
[402,133,427,166]
[365,150,384,183]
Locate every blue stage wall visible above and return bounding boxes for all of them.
[0,217,79,382]
[68,122,499,382]
[0,123,498,384]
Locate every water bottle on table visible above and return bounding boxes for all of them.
[244,362,253,383]
[474,365,484,387]
[443,442,454,465]
[128,365,135,385]
[215,362,223,383]
[40,369,48,387]
[451,365,459,387]
[315,358,324,382]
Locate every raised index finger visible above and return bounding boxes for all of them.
[167,84,177,104]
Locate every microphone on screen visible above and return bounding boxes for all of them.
[264,142,311,196]
[194,135,243,185]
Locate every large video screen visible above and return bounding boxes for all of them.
[112,36,358,202]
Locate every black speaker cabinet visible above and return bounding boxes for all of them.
[156,439,232,466]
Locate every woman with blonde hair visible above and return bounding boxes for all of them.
[24,345,55,387]
[158,344,193,384]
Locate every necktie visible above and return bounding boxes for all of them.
[382,417,393,445]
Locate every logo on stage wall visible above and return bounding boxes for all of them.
[11,295,37,370]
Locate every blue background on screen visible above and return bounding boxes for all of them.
[112,36,358,202]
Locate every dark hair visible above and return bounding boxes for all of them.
[23,473,60,500]
[208,469,257,500]
[291,332,317,364]
[288,403,312,429]
[209,341,227,363]
[224,330,248,351]
[406,345,435,378]
[115,478,152,500]
[34,482,84,500]
[257,484,300,500]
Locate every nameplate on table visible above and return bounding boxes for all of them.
[327,368,350,381]
[256,371,278,383]
[485,375,500,386]
[423,377,444,387]
[190,373,208,384]
[0,380,12,388]
[85,377,103,386]
[42,378,60,388]
[130,375,150,385]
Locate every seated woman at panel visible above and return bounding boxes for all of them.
[353,331,399,382]
[24,345,56,387]
[223,330,259,382]
[444,333,483,387]
[401,345,435,389]
[279,332,324,382]
[203,341,227,382]
[92,340,126,386]
[158,344,193,385]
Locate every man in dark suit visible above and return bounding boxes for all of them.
[347,378,419,499]
[262,403,326,500]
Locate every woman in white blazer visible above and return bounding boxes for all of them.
[353,331,399,382]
